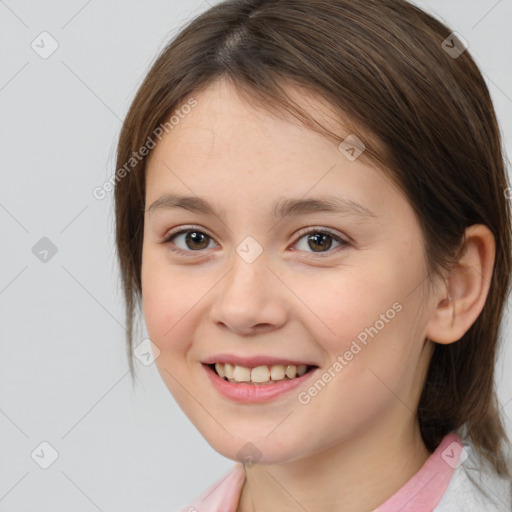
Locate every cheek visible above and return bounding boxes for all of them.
[141,265,196,402]
[141,248,188,349]
[315,301,425,418]
[293,267,400,352]
[297,259,423,392]
[141,249,214,359]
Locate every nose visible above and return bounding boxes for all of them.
[209,249,288,336]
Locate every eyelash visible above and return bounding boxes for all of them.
[161,225,350,258]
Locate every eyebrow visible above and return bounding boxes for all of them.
[146,193,377,221]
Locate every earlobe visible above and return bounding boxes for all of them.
[425,224,495,345]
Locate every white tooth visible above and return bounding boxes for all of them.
[224,363,234,379]
[270,364,286,380]
[217,362,307,384]
[296,364,307,376]
[251,365,270,383]
[233,365,251,382]
[215,363,225,378]
[285,364,297,379]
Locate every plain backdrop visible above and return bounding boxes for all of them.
[1,1,511,510]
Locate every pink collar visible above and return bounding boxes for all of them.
[374,431,462,511]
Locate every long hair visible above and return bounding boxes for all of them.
[114,0,512,478]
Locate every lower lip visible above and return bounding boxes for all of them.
[202,363,318,403]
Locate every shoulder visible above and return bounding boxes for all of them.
[178,462,246,512]
[434,437,512,511]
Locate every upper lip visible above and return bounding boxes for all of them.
[202,354,318,368]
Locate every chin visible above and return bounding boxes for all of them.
[201,430,307,466]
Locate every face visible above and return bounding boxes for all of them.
[141,78,437,465]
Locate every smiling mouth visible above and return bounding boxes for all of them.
[208,362,318,386]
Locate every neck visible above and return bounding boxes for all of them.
[237,417,431,512]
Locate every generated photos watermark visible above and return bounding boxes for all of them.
[93,97,198,200]
[297,301,403,405]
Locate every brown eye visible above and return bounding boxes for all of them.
[163,229,216,254]
[305,232,333,252]
[182,231,211,250]
[293,228,349,255]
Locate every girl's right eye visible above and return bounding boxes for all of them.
[162,227,218,257]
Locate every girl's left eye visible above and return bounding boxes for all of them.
[161,226,349,257]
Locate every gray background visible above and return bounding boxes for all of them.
[1,1,511,510]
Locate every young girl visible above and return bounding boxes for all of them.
[114,0,512,510]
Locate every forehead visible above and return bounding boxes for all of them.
[149,77,382,167]
[144,79,401,222]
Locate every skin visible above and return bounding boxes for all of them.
[140,78,495,512]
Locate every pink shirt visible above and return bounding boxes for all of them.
[181,431,463,512]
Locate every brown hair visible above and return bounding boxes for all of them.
[114,0,512,479]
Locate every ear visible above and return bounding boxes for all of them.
[425,224,496,345]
